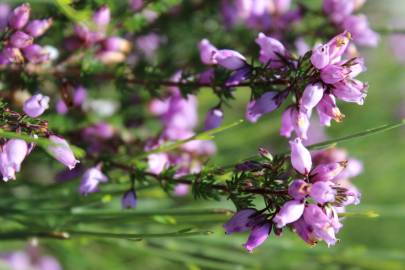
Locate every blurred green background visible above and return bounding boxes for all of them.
[0,0,405,269]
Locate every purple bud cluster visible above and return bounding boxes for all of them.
[224,141,362,251]
[0,3,52,65]
[65,6,131,65]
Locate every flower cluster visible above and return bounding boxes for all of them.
[0,3,52,65]
[147,72,216,194]
[224,139,362,252]
[221,0,300,33]
[65,6,131,65]
[323,0,379,47]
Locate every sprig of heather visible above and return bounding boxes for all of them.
[0,3,52,65]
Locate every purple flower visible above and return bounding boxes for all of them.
[173,183,190,196]
[342,15,379,47]
[316,93,344,125]
[280,107,294,137]
[147,153,169,174]
[130,0,144,11]
[92,5,110,29]
[79,166,108,195]
[311,44,330,70]
[290,137,312,175]
[204,108,224,131]
[47,135,79,170]
[310,181,336,204]
[73,85,87,106]
[303,204,338,246]
[102,37,131,53]
[121,189,137,208]
[320,64,349,84]
[293,109,310,140]
[323,0,355,23]
[22,44,49,63]
[82,122,114,140]
[223,208,257,234]
[23,93,50,118]
[288,179,310,200]
[300,83,325,114]
[243,223,271,253]
[292,217,317,245]
[225,66,251,86]
[0,139,28,181]
[246,91,283,123]
[347,57,366,78]
[310,161,347,182]
[213,49,247,70]
[332,79,368,105]
[25,18,53,37]
[8,3,30,30]
[9,31,33,49]
[273,200,305,228]
[198,39,218,65]
[2,46,24,63]
[255,32,287,68]
[56,99,68,115]
[326,31,351,61]
[0,4,10,31]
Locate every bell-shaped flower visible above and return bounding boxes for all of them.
[121,189,137,209]
[246,91,285,123]
[310,161,347,182]
[9,31,33,49]
[25,19,52,37]
[311,44,330,69]
[223,208,257,234]
[273,199,305,228]
[213,49,247,70]
[8,3,30,30]
[255,32,287,68]
[79,166,108,195]
[47,135,79,170]
[23,93,50,118]
[243,223,271,253]
[290,138,312,175]
[310,181,336,204]
[0,139,28,181]
[204,108,224,131]
[288,179,310,200]
[198,39,218,65]
[332,79,368,105]
[300,83,325,114]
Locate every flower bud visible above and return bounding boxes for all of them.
[310,181,336,204]
[198,39,217,65]
[0,139,28,181]
[213,49,247,70]
[204,108,224,131]
[79,166,108,195]
[8,3,30,30]
[25,18,53,37]
[311,44,330,69]
[23,93,50,118]
[223,209,257,234]
[255,32,287,68]
[9,31,33,49]
[102,37,131,53]
[300,83,324,114]
[47,135,79,170]
[258,147,273,161]
[121,189,137,208]
[22,44,49,64]
[273,200,305,228]
[289,137,312,175]
[243,223,271,253]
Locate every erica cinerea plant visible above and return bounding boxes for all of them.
[0,0,404,268]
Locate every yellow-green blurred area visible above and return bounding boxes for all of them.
[0,0,405,269]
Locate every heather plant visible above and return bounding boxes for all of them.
[0,0,404,269]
